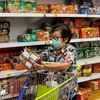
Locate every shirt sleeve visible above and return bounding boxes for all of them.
[64,49,77,65]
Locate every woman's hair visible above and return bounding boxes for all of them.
[53,24,72,43]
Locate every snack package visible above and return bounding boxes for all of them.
[82,64,92,77]
[0,35,10,42]
[0,21,10,28]
[17,33,38,42]
[71,28,80,39]
[75,42,86,50]
[74,19,90,28]
[94,47,100,56]
[36,30,50,41]
[81,27,99,38]
[77,50,85,60]
[36,4,48,13]
[92,63,100,73]
[18,47,41,70]
[1,63,12,71]
[85,49,95,58]
[0,2,5,13]
[47,4,64,14]
[0,28,10,35]
[64,5,78,14]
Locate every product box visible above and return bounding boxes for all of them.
[75,42,86,50]
[77,50,85,60]
[82,64,92,77]
[92,63,100,73]
[80,27,99,38]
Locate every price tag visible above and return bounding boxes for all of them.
[54,13,58,17]
[85,62,87,64]
[7,73,11,77]
[45,41,50,45]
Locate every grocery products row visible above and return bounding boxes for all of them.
[78,79,100,100]
[0,0,100,14]
[74,41,100,60]
[0,46,46,71]
[78,63,100,78]
[1,18,100,43]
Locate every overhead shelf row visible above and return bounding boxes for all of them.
[0,13,100,18]
[0,37,100,48]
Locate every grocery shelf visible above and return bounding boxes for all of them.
[0,13,44,17]
[45,14,87,17]
[77,56,100,65]
[78,73,100,83]
[87,15,100,18]
[70,37,100,43]
[0,70,27,78]
[0,41,52,48]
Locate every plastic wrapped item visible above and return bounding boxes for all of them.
[77,50,85,60]
[0,35,10,42]
[92,63,100,73]
[0,2,5,13]
[0,28,10,35]
[0,21,10,28]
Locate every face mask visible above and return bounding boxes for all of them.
[52,39,63,49]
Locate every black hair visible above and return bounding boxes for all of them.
[53,24,72,43]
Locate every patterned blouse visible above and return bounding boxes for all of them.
[40,43,78,99]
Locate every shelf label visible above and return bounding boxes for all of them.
[54,13,58,17]
[85,62,87,64]
[7,73,11,77]
[45,41,51,45]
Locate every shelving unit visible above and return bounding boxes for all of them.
[78,73,100,83]
[0,13,44,17]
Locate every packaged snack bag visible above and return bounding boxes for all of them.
[82,64,92,77]
[85,49,95,58]
[77,50,85,60]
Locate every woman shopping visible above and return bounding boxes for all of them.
[33,24,78,100]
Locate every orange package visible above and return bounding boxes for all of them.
[71,28,80,39]
[92,63,100,73]
[80,27,99,38]
[65,5,78,14]
[36,4,48,13]
[1,63,12,71]
[36,30,50,41]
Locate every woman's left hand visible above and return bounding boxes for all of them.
[33,62,46,70]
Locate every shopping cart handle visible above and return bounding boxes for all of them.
[17,75,32,100]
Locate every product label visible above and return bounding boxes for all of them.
[25,61,32,69]
[30,54,38,61]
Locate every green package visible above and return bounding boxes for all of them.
[25,2,36,13]
[85,49,95,58]
[77,50,85,60]
[18,1,25,13]
[0,2,5,13]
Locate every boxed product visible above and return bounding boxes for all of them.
[75,42,86,50]
[77,50,85,60]
[92,63,100,73]
[82,64,92,77]
[78,87,92,100]
[84,49,95,58]
[81,80,100,90]
[18,47,41,70]
[80,27,99,38]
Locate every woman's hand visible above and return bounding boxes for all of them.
[33,62,46,70]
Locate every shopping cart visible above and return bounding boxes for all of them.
[0,70,75,100]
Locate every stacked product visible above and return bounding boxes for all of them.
[0,21,10,42]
